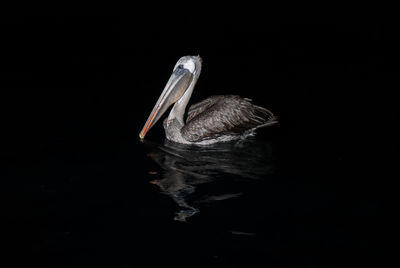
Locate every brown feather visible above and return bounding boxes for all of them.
[181,95,277,142]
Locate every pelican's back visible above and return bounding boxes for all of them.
[182,95,277,143]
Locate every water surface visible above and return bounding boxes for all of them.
[142,138,275,221]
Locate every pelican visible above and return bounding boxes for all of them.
[139,56,277,145]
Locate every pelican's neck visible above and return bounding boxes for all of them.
[168,80,195,126]
[168,69,201,126]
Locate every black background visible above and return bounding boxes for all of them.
[1,16,398,267]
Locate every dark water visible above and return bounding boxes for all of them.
[2,17,396,267]
[143,138,275,222]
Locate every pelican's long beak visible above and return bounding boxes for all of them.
[139,67,193,139]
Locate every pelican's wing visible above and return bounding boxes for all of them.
[182,95,277,142]
[185,96,222,123]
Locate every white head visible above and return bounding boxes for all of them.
[173,56,200,73]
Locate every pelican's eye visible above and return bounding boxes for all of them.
[177,64,184,69]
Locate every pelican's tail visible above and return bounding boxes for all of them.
[253,105,278,129]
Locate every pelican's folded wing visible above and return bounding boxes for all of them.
[185,95,222,123]
[182,95,277,142]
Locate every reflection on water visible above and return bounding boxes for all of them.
[143,138,275,221]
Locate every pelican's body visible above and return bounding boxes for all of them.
[139,56,277,145]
